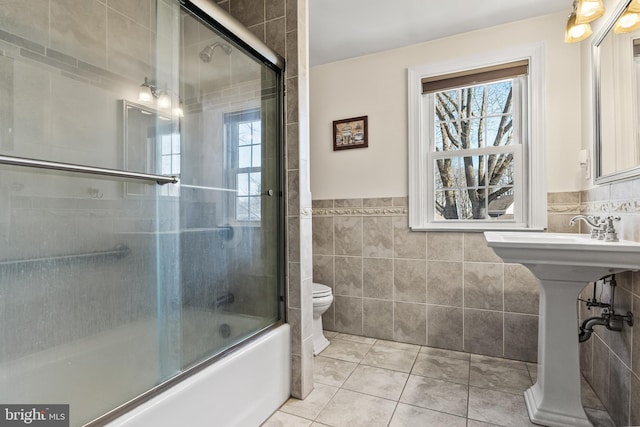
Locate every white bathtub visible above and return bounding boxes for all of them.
[0,316,290,427]
[106,323,291,427]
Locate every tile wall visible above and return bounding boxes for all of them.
[312,196,544,363]
[577,178,640,426]
[310,188,640,425]
[221,0,314,399]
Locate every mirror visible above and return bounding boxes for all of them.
[593,0,640,183]
[123,100,180,197]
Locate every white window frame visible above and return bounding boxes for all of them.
[407,43,547,231]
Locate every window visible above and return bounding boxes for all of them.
[225,109,262,222]
[408,45,546,230]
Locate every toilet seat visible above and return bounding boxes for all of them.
[312,283,332,298]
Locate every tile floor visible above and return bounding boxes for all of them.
[263,332,615,427]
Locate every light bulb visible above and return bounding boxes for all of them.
[158,91,171,109]
[575,0,605,24]
[614,11,640,33]
[138,85,153,103]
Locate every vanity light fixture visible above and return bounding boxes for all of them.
[575,0,605,24]
[138,77,175,110]
[614,9,640,32]
[565,2,593,43]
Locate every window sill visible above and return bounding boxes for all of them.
[409,224,546,233]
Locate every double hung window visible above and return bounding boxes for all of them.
[408,46,546,230]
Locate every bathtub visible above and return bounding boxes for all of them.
[0,313,290,427]
[107,323,291,427]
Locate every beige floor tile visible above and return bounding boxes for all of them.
[420,346,471,360]
[466,420,502,427]
[360,345,418,373]
[318,339,373,363]
[411,353,470,385]
[341,364,409,400]
[315,389,397,427]
[280,383,339,420]
[374,339,421,354]
[324,331,339,339]
[586,408,616,427]
[581,377,606,410]
[469,363,533,395]
[262,411,313,427]
[468,386,535,427]
[399,375,468,417]
[389,403,467,427]
[471,354,528,371]
[334,333,377,345]
[314,356,358,387]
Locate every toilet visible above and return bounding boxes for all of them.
[312,283,333,355]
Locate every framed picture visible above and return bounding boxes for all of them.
[333,116,368,151]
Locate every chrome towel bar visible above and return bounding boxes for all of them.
[0,154,178,185]
[0,244,131,267]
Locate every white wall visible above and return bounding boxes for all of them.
[310,11,582,200]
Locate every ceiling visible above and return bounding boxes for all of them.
[309,0,572,66]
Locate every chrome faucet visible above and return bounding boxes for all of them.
[569,215,620,242]
[569,215,602,239]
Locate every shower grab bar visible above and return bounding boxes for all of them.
[0,244,131,267]
[0,155,178,185]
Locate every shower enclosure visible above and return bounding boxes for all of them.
[0,1,284,425]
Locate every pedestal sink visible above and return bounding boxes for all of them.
[484,232,640,427]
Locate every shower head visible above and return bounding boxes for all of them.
[199,42,232,63]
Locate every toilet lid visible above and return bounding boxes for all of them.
[312,283,332,297]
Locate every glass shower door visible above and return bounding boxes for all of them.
[0,0,283,425]
[177,8,283,369]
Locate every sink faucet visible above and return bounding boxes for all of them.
[569,215,620,242]
[569,215,602,239]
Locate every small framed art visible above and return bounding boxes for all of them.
[333,116,368,151]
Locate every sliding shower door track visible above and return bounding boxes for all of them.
[0,154,178,185]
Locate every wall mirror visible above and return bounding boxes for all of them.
[593,0,640,184]
[122,100,180,197]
